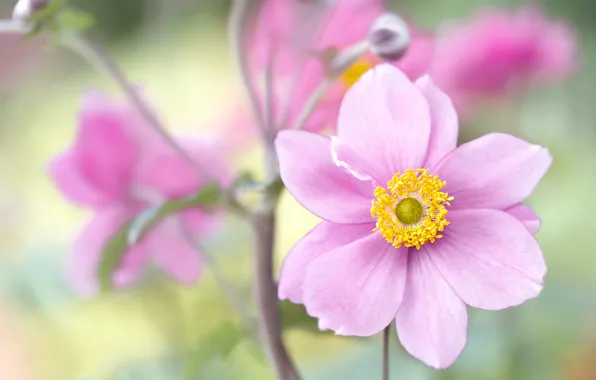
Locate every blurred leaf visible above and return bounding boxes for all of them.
[97,220,133,292]
[280,300,329,334]
[98,182,222,291]
[183,323,245,380]
[56,7,95,33]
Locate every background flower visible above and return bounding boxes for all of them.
[47,91,228,296]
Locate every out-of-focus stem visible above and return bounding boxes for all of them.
[382,326,390,380]
[178,221,256,331]
[251,211,300,380]
[229,0,266,134]
[292,41,370,131]
[292,77,333,130]
[229,1,300,379]
[62,34,210,180]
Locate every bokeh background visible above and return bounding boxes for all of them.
[0,0,595,379]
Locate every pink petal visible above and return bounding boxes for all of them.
[145,217,203,284]
[435,133,552,210]
[276,130,373,224]
[505,204,540,234]
[68,206,148,296]
[315,0,384,50]
[416,76,459,168]
[278,221,375,303]
[336,64,431,184]
[47,150,105,208]
[140,154,199,198]
[395,249,468,369]
[74,99,138,200]
[428,209,546,310]
[303,232,408,336]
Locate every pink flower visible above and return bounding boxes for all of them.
[250,0,433,131]
[48,91,227,296]
[430,5,577,112]
[275,65,550,368]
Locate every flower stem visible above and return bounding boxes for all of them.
[292,77,333,131]
[229,0,266,134]
[382,325,390,380]
[62,34,211,180]
[292,41,370,131]
[177,220,256,331]
[251,211,300,380]
[228,1,300,378]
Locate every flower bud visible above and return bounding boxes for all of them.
[368,13,411,61]
[12,0,48,22]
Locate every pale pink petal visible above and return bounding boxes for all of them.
[278,221,375,303]
[435,133,552,210]
[396,29,434,80]
[505,204,540,234]
[145,217,203,284]
[395,249,467,369]
[141,154,199,198]
[276,130,373,224]
[303,232,408,336]
[68,206,148,296]
[336,64,431,184]
[416,76,459,168]
[47,150,106,208]
[74,100,138,200]
[428,209,546,310]
[315,0,384,49]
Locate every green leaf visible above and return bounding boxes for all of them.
[97,182,222,291]
[55,7,95,33]
[97,220,133,292]
[183,323,245,380]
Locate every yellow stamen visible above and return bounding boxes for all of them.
[340,58,374,88]
[371,169,453,250]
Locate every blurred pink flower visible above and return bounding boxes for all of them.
[48,91,228,296]
[430,5,577,112]
[249,0,433,131]
[275,65,550,368]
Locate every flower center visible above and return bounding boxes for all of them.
[371,169,453,249]
[395,197,423,225]
[340,58,374,88]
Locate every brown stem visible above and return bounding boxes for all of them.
[382,325,390,380]
[251,211,300,380]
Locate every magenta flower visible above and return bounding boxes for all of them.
[276,65,550,368]
[250,0,432,131]
[48,91,227,296]
[430,5,577,112]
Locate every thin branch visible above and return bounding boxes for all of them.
[292,77,333,130]
[382,326,390,380]
[177,221,256,330]
[62,34,211,180]
[292,41,370,131]
[229,0,266,135]
[251,211,300,380]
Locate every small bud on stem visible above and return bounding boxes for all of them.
[368,12,410,61]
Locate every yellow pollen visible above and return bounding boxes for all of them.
[371,169,453,250]
[340,58,374,88]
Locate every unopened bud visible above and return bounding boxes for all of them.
[12,0,48,22]
[368,13,410,61]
